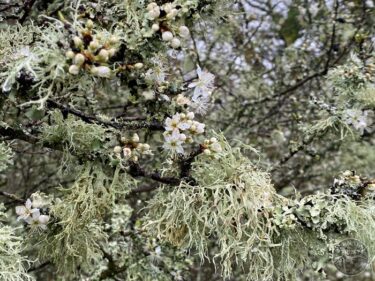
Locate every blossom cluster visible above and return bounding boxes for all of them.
[146,2,191,49]
[15,198,50,230]
[163,112,205,154]
[66,19,122,78]
[113,133,152,162]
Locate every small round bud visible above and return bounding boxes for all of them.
[162,31,173,42]
[171,38,181,48]
[98,49,109,62]
[69,65,80,75]
[94,66,111,78]
[147,2,158,11]
[179,134,187,141]
[143,144,150,150]
[187,112,195,120]
[109,35,120,45]
[203,149,211,155]
[120,136,127,143]
[210,142,222,153]
[89,40,100,51]
[74,53,85,66]
[134,63,144,69]
[86,19,94,29]
[123,147,132,157]
[152,23,160,32]
[113,146,122,154]
[149,7,160,19]
[210,137,218,143]
[163,3,173,13]
[179,113,186,119]
[66,50,75,59]
[108,48,117,57]
[179,26,190,38]
[73,36,83,48]
[132,133,140,143]
[166,9,178,19]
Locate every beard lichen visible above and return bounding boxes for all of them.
[41,110,108,157]
[0,204,33,281]
[146,138,375,280]
[36,162,129,274]
[146,138,281,279]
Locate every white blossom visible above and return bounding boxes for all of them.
[165,114,181,132]
[15,199,39,221]
[188,65,215,102]
[343,109,372,135]
[163,131,184,154]
[25,210,50,230]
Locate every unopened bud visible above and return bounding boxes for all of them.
[66,50,75,59]
[98,49,109,62]
[171,38,181,48]
[113,146,122,154]
[162,31,173,42]
[132,133,140,143]
[73,36,83,48]
[86,19,94,29]
[152,23,160,32]
[69,65,80,75]
[134,63,144,69]
[179,26,190,38]
[74,53,85,66]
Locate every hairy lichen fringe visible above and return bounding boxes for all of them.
[42,110,107,156]
[146,136,375,280]
[0,205,33,281]
[0,142,13,173]
[38,162,128,273]
[146,136,281,280]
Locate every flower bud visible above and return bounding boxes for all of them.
[134,62,144,69]
[74,53,85,66]
[149,7,160,19]
[179,134,187,141]
[69,65,80,75]
[120,136,127,143]
[73,36,83,48]
[147,2,158,11]
[143,144,150,151]
[179,26,190,38]
[162,31,173,42]
[98,49,109,62]
[171,38,181,48]
[203,149,211,155]
[109,35,120,45]
[89,40,100,51]
[86,19,94,29]
[113,146,122,154]
[108,48,117,57]
[166,9,178,19]
[187,112,195,120]
[163,3,173,13]
[152,23,160,32]
[66,50,75,59]
[132,133,140,143]
[123,147,132,157]
[97,66,111,78]
[210,137,218,143]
